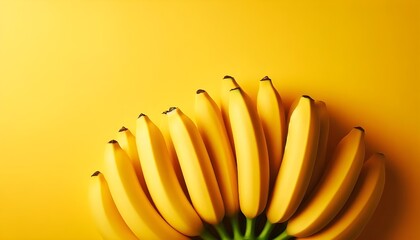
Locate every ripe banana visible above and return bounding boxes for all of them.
[229,87,269,219]
[305,101,330,196]
[257,76,287,187]
[136,113,203,236]
[103,140,188,240]
[287,127,365,237]
[267,95,320,223]
[300,153,385,240]
[89,171,138,240]
[117,126,150,200]
[195,89,239,217]
[220,75,240,152]
[157,115,190,198]
[165,107,225,225]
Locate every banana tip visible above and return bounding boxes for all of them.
[261,76,271,81]
[108,139,118,144]
[376,152,385,157]
[118,126,128,132]
[230,87,241,92]
[163,107,177,114]
[91,171,101,177]
[138,113,146,118]
[355,126,365,132]
[196,89,206,94]
[223,75,234,80]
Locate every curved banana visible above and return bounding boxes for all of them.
[195,89,239,216]
[257,76,287,187]
[136,113,203,236]
[220,75,240,152]
[165,107,225,225]
[287,127,365,237]
[103,140,188,240]
[299,153,385,240]
[229,87,269,218]
[157,116,189,198]
[267,95,320,223]
[305,101,330,196]
[89,171,138,240]
[117,126,150,199]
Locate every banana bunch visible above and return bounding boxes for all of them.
[89,76,385,240]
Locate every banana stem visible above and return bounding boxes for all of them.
[244,217,256,239]
[214,222,231,240]
[230,214,243,239]
[273,229,292,240]
[200,228,216,240]
[256,220,274,240]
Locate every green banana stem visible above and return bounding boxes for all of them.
[200,228,216,240]
[244,217,256,239]
[256,220,275,240]
[230,214,243,239]
[214,222,231,240]
[273,229,292,240]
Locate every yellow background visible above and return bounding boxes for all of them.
[0,0,419,239]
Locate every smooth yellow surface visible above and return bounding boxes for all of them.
[0,0,418,239]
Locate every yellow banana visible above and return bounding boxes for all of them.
[229,87,270,219]
[165,107,225,225]
[117,126,150,200]
[257,76,287,187]
[103,140,188,240]
[89,171,138,240]
[158,115,189,198]
[287,127,366,237]
[299,153,385,240]
[195,89,239,217]
[117,127,141,176]
[220,75,240,152]
[305,101,330,196]
[267,95,320,223]
[136,113,203,236]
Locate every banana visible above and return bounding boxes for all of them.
[257,76,287,187]
[136,113,203,236]
[267,95,320,223]
[89,171,138,240]
[117,126,150,200]
[220,75,240,152]
[229,87,269,218]
[299,153,385,240]
[305,101,330,196]
[158,115,189,198]
[165,107,225,225]
[287,127,366,237]
[103,140,188,240]
[195,89,239,217]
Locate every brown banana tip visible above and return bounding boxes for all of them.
[230,87,241,91]
[108,139,118,144]
[118,126,128,132]
[261,76,271,81]
[302,95,313,100]
[355,126,365,132]
[138,113,146,118]
[377,152,385,157]
[163,107,177,114]
[223,75,234,80]
[91,171,101,177]
[196,89,206,94]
